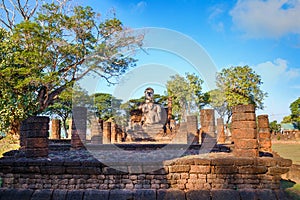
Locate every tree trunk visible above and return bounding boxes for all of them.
[8,119,21,141]
[62,117,68,139]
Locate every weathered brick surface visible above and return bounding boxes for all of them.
[232,104,255,113]
[51,119,61,140]
[217,118,226,144]
[231,128,257,139]
[256,189,277,200]
[231,105,259,158]
[157,189,185,200]
[190,165,210,173]
[186,190,210,200]
[66,190,84,200]
[71,107,87,149]
[233,149,259,157]
[103,122,111,144]
[133,189,156,200]
[0,189,34,200]
[109,190,133,200]
[231,121,256,129]
[0,188,293,200]
[231,113,256,121]
[257,115,272,153]
[169,165,190,173]
[211,189,240,200]
[200,109,216,139]
[52,189,68,200]
[0,154,292,193]
[257,115,269,128]
[234,139,258,149]
[26,138,49,149]
[91,118,102,145]
[186,115,199,144]
[21,117,50,158]
[31,189,53,200]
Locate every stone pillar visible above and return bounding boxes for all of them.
[200,109,216,137]
[172,122,187,144]
[20,116,49,157]
[67,119,73,140]
[167,96,173,122]
[117,131,123,143]
[71,107,87,149]
[103,121,111,144]
[111,122,117,143]
[51,119,61,139]
[187,115,198,144]
[91,118,102,144]
[200,109,216,146]
[217,118,226,144]
[19,125,26,150]
[232,104,258,157]
[257,115,272,152]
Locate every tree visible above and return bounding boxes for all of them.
[208,89,229,120]
[215,66,267,123]
[269,120,281,133]
[290,97,300,127]
[0,0,143,134]
[43,85,90,137]
[281,115,292,123]
[91,93,122,121]
[281,97,300,127]
[166,73,208,121]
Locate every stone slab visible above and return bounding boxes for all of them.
[157,189,185,200]
[274,189,291,200]
[211,189,240,200]
[83,190,109,200]
[31,189,53,200]
[133,189,156,200]
[186,190,210,200]
[255,189,277,200]
[239,189,256,200]
[52,190,67,200]
[0,189,33,200]
[109,190,133,200]
[66,190,84,200]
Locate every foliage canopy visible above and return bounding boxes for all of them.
[0,0,143,133]
[211,65,267,123]
[166,73,209,121]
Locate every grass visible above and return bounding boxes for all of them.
[281,180,300,200]
[272,143,300,165]
[273,143,300,199]
[0,134,19,158]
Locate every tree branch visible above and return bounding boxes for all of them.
[1,0,14,29]
[28,0,38,19]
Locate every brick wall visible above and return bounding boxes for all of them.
[0,155,291,191]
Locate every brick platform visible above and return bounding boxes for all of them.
[0,151,291,191]
[0,188,291,200]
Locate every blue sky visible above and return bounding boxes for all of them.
[78,0,300,122]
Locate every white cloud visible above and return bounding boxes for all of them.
[208,4,226,32]
[230,0,300,38]
[131,1,147,13]
[252,58,299,121]
[291,85,300,89]
[285,67,300,78]
[254,58,299,85]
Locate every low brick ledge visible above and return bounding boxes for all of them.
[0,188,292,200]
[0,152,292,191]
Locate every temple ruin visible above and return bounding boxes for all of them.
[0,89,293,200]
